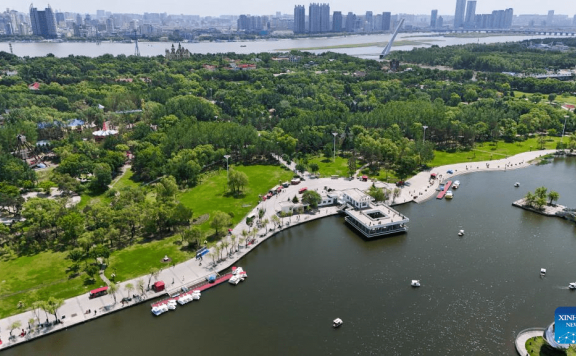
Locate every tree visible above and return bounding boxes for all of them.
[271,214,280,228]
[535,196,547,210]
[309,163,319,175]
[91,163,112,191]
[136,279,145,295]
[548,191,560,205]
[182,226,202,248]
[9,320,22,336]
[228,169,249,194]
[301,190,322,209]
[524,191,536,207]
[534,186,548,200]
[347,155,357,177]
[125,282,134,297]
[210,211,231,236]
[108,282,118,304]
[84,265,99,282]
[367,185,386,202]
[295,163,307,174]
[46,297,64,322]
[148,267,160,288]
[38,181,56,195]
[292,195,299,203]
[548,93,557,103]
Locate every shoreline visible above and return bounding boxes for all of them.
[0,149,560,350]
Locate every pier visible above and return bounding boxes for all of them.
[436,181,452,199]
[152,272,233,308]
[341,188,409,238]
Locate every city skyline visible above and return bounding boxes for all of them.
[6,0,576,16]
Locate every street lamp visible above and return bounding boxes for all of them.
[332,132,338,162]
[560,115,568,148]
[422,126,428,144]
[224,155,231,181]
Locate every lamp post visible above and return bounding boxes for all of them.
[422,126,428,144]
[332,132,338,162]
[224,155,231,182]
[561,115,568,148]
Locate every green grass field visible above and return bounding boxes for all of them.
[526,336,576,356]
[111,167,139,190]
[306,155,355,177]
[514,91,576,106]
[0,251,100,318]
[430,137,560,167]
[179,164,293,233]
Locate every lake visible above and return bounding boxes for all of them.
[4,157,575,355]
[0,32,564,59]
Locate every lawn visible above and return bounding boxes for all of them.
[111,167,139,190]
[526,336,576,356]
[430,137,560,167]
[106,164,293,282]
[105,234,194,283]
[78,167,137,209]
[307,155,355,177]
[514,91,576,106]
[0,251,100,318]
[179,164,293,234]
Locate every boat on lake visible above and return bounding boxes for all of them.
[411,280,421,287]
[445,191,454,199]
[452,181,460,189]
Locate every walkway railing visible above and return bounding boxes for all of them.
[515,327,545,356]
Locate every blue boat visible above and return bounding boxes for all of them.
[206,274,217,283]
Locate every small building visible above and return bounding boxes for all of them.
[92,122,119,142]
[342,188,372,209]
[279,201,294,214]
[544,322,570,350]
[318,194,335,207]
[28,82,40,90]
[153,281,165,292]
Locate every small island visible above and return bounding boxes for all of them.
[512,187,576,222]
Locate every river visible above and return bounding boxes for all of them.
[0,32,563,59]
[4,157,575,355]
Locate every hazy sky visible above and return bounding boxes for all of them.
[11,1,576,16]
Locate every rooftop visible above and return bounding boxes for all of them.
[345,204,408,228]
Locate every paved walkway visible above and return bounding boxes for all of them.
[515,328,545,355]
[0,149,557,349]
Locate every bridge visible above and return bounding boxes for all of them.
[380,18,405,59]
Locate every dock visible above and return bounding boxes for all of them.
[436,181,452,199]
[151,272,233,308]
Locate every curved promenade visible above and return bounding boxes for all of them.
[0,149,557,350]
[515,327,546,355]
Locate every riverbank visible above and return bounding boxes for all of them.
[0,149,560,350]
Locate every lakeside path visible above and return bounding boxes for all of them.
[515,328,546,355]
[0,149,556,349]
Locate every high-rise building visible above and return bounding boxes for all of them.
[55,12,65,25]
[29,4,58,39]
[365,11,373,32]
[547,10,554,27]
[573,15,576,27]
[308,3,330,33]
[464,1,476,28]
[293,5,305,33]
[333,11,342,32]
[345,12,356,32]
[76,13,82,26]
[382,12,391,31]
[454,0,466,28]
[96,10,105,19]
[320,4,330,32]
[430,9,438,28]
[106,17,114,32]
[504,8,514,29]
[437,16,444,28]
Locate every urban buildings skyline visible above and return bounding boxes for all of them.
[1,3,575,39]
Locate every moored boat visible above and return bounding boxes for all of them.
[445,191,454,199]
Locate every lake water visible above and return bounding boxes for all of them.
[4,157,575,355]
[0,33,562,59]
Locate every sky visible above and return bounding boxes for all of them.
[11,1,576,17]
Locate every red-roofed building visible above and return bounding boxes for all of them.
[28,82,40,90]
[238,64,256,70]
[562,104,575,111]
[202,64,216,71]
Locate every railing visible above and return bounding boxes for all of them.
[515,327,546,356]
